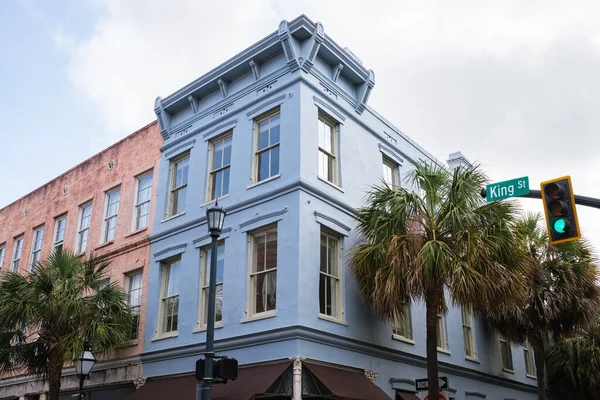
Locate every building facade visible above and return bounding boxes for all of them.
[0,121,162,399]
[138,15,540,400]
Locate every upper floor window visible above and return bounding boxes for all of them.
[103,188,120,243]
[437,312,449,351]
[393,304,413,341]
[319,228,342,320]
[317,113,339,185]
[382,156,399,188]
[126,271,143,340]
[199,242,225,328]
[0,244,5,269]
[159,258,180,334]
[77,202,93,254]
[134,173,153,230]
[53,215,67,252]
[254,110,280,183]
[29,226,45,272]
[167,154,189,217]
[248,225,277,316]
[500,336,514,371]
[462,306,477,359]
[11,236,24,272]
[523,340,536,377]
[208,134,232,201]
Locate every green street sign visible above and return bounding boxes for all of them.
[486,176,530,202]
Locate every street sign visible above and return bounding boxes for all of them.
[485,176,530,202]
[415,377,448,391]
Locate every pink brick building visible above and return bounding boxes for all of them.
[0,121,162,399]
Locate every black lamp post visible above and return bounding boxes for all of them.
[199,202,226,400]
[74,341,96,399]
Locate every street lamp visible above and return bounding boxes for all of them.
[199,201,226,400]
[74,341,96,399]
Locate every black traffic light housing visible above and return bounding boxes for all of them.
[196,356,238,384]
[540,176,580,245]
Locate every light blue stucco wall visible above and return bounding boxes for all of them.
[144,14,540,400]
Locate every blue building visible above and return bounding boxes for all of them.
[136,15,539,400]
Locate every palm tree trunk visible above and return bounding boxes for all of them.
[47,351,63,400]
[532,337,547,400]
[426,293,440,400]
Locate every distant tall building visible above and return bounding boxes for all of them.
[0,122,162,399]
[138,15,538,400]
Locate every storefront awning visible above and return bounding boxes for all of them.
[303,362,392,400]
[395,390,421,400]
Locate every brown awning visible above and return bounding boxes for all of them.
[395,390,421,400]
[303,362,392,400]
[132,360,291,400]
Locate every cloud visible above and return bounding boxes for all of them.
[56,0,600,248]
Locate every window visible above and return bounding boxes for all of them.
[254,110,280,182]
[0,244,5,269]
[462,306,477,359]
[437,313,448,351]
[199,243,225,328]
[382,156,399,188]
[500,337,514,371]
[208,134,232,201]
[523,340,536,377]
[29,226,44,272]
[393,304,412,340]
[249,225,277,316]
[11,236,24,272]
[317,113,338,184]
[53,215,67,252]
[77,203,93,254]
[134,173,153,230]
[167,154,189,217]
[103,188,120,242]
[126,271,143,340]
[319,229,342,319]
[159,258,180,334]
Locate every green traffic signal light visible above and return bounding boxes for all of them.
[553,218,566,233]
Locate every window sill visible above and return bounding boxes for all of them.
[465,356,480,364]
[526,374,537,380]
[151,331,178,342]
[317,176,344,193]
[125,227,148,238]
[241,311,277,323]
[392,334,415,345]
[202,194,230,208]
[118,339,140,348]
[94,240,114,251]
[502,368,515,374]
[247,174,281,189]
[437,348,451,355]
[193,323,223,333]
[318,314,347,326]
[161,212,186,223]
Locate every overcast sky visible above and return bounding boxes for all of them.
[2,0,599,251]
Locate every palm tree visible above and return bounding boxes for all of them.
[0,249,134,400]
[482,213,600,400]
[350,162,524,400]
[546,314,600,399]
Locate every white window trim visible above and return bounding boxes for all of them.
[158,259,180,336]
[76,202,93,254]
[523,340,536,378]
[206,132,233,202]
[197,242,225,331]
[0,244,5,270]
[167,153,190,218]
[462,306,478,360]
[500,336,514,372]
[52,215,67,252]
[392,304,413,343]
[382,155,400,188]
[317,112,340,186]
[245,224,278,320]
[318,228,343,322]
[132,171,153,231]
[29,226,45,272]
[437,312,450,352]
[11,236,24,272]
[101,187,121,243]
[126,270,143,340]
[252,108,281,184]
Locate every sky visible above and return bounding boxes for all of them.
[1,0,600,250]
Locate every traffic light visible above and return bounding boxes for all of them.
[540,176,580,245]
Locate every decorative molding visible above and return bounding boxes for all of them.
[217,78,228,98]
[314,211,351,236]
[188,96,199,114]
[302,22,325,73]
[249,60,260,80]
[154,96,171,139]
[313,96,346,123]
[213,102,233,118]
[193,227,232,248]
[379,143,405,166]
[364,369,377,384]
[240,207,289,232]
[465,392,487,399]
[246,93,286,119]
[162,138,196,160]
[278,20,300,71]
[332,63,344,82]
[153,242,187,262]
[291,356,303,373]
[202,119,238,141]
[134,377,147,389]
[355,69,376,114]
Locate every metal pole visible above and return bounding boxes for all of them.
[200,233,220,400]
[521,189,600,209]
[79,375,85,399]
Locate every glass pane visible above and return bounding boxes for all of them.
[176,187,187,214]
[176,158,189,187]
[258,127,269,150]
[215,283,223,322]
[222,167,230,196]
[328,237,337,277]
[254,234,266,273]
[213,140,223,170]
[437,317,444,348]
[254,270,277,313]
[270,123,280,145]
[270,113,280,125]
[318,151,327,180]
[266,270,277,311]
[327,155,335,182]
[167,261,179,296]
[383,163,393,185]
[258,151,270,181]
[321,122,332,152]
[320,235,328,273]
[318,120,326,149]
[265,232,277,270]
[270,146,279,176]
[213,170,223,199]
[223,137,232,165]
[319,274,328,314]
[255,274,265,314]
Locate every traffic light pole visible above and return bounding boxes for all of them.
[521,190,600,209]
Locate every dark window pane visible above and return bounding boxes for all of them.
[222,167,230,196]
[213,170,223,199]
[259,151,270,181]
[258,128,269,150]
[270,124,280,145]
[270,146,279,176]
[213,141,223,170]
[223,137,232,164]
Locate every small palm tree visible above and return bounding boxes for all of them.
[0,249,134,400]
[483,213,600,400]
[350,162,524,400]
